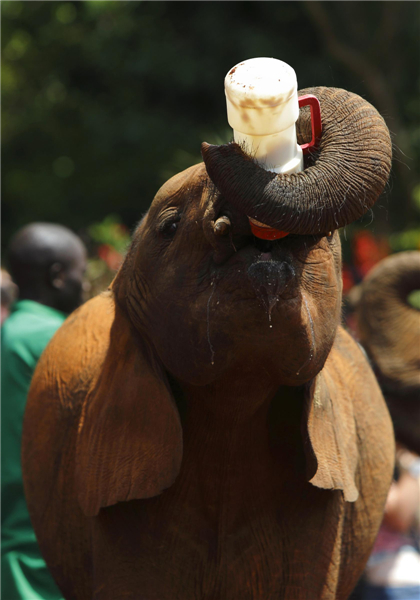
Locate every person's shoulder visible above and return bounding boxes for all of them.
[2,303,66,362]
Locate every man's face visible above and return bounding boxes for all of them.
[56,244,88,314]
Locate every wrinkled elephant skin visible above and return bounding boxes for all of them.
[22,87,395,600]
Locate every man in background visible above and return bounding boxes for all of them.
[1,269,17,325]
[1,223,88,600]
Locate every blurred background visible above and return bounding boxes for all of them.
[2,0,420,302]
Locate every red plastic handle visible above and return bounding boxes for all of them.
[298,94,322,155]
[249,95,322,240]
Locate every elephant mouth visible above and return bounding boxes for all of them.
[226,232,295,267]
[215,233,299,306]
[221,231,287,262]
[247,257,296,316]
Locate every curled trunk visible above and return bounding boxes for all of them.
[357,251,420,392]
[202,87,392,235]
[357,251,420,453]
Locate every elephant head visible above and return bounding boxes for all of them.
[75,87,392,516]
[112,86,391,384]
[356,251,420,453]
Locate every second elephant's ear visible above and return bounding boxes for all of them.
[303,334,359,502]
[76,303,183,517]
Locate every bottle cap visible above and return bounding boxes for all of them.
[225,57,303,174]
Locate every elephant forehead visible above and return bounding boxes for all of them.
[151,163,208,213]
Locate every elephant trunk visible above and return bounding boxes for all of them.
[201,87,392,235]
[357,251,420,394]
[357,251,420,454]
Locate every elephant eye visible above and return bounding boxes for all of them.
[158,211,181,239]
[163,221,178,237]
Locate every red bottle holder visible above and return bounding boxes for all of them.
[250,94,322,240]
[298,94,323,156]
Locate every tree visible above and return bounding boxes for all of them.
[2,1,419,257]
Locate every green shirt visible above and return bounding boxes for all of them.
[1,300,66,600]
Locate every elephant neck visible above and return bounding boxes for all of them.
[170,367,304,427]
[168,371,306,501]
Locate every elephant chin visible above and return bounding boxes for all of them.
[165,285,334,390]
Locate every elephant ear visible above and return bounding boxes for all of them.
[75,302,183,517]
[304,331,359,502]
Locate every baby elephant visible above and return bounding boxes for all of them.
[23,88,394,600]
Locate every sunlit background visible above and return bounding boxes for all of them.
[2,0,420,303]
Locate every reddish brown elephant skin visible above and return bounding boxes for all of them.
[22,86,395,599]
[22,291,393,600]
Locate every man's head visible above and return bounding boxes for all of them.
[8,223,87,315]
[1,269,18,324]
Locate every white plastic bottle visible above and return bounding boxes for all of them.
[225,57,305,239]
[225,57,304,175]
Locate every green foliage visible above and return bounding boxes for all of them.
[2,1,420,258]
[84,214,131,299]
[88,215,130,254]
[85,256,115,300]
[408,290,420,310]
[412,184,420,213]
[389,228,420,252]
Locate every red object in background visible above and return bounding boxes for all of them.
[98,244,123,271]
[353,231,390,278]
[343,232,390,339]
